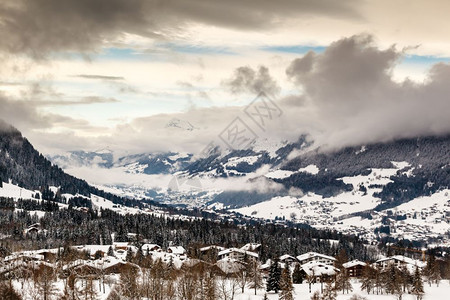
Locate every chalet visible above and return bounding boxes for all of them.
[342,260,367,278]
[279,254,297,265]
[103,260,139,275]
[34,249,58,262]
[167,246,186,256]
[4,253,44,265]
[24,223,41,235]
[199,245,225,262]
[199,245,226,253]
[217,248,259,262]
[72,245,111,259]
[300,261,339,282]
[62,259,101,277]
[113,242,129,251]
[214,258,246,275]
[259,259,272,273]
[296,252,336,266]
[373,255,426,271]
[142,243,161,253]
[240,243,261,253]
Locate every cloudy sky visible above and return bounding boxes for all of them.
[1,0,450,155]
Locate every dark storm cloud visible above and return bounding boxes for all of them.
[73,75,124,81]
[0,93,111,130]
[0,0,359,57]
[284,34,450,148]
[223,66,280,95]
[0,93,52,130]
[0,91,109,153]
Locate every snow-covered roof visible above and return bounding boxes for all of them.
[343,260,367,268]
[183,259,212,268]
[279,254,296,261]
[218,247,259,258]
[168,246,186,255]
[215,258,246,274]
[142,244,161,251]
[199,245,225,252]
[240,243,261,252]
[375,255,426,268]
[260,259,272,270]
[10,248,60,258]
[72,245,111,256]
[62,257,134,272]
[149,251,185,268]
[301,261,339,276]
[4,253,44,262]
[297,252,336,262]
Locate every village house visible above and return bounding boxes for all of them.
[199,245,225,262]
[373,255,426,271]
[240,243,261,252]
[167,246,186,256]
[297,251,336,266]
[217,247,259,262]
[214,258,246,275]
[342,260,367,277]
[113,242,129,251]
[142,243,161,253]
[279,254,297,265]
[300,261,339,283]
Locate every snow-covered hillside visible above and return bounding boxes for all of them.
[235,163,450,246]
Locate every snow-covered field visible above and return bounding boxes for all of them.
[11,278,450,299]
[239,281,450,300]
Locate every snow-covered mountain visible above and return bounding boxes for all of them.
[36,120,450,244]
[50,151,193,175]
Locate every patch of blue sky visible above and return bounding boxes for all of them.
[99,47,138,60]
[83,43,236,62]
[159,42,236,55]
[261,45,326,54]
[401,54,450,65]
[59,48,140,61]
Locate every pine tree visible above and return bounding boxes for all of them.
[411,267,424,300]
[360,265,375,294]
[0,281,21,300]
[322,281,337,300]
[334,249,348,270]
[267,258,282,293]
[384,264,401,295]
[424,254,440,286]
[292,263,304,284]
[335,269,352,294]
[125,247,133,262]
[203,271,217,300]
[119,266,139,299]
[248,260,264,295]
[107,245,114,257]
[374,265,383,295]
[279,267,294,300]
[34,266,57,300]
[399,264,411,293]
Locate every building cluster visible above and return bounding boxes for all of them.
[0,240,428,283]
